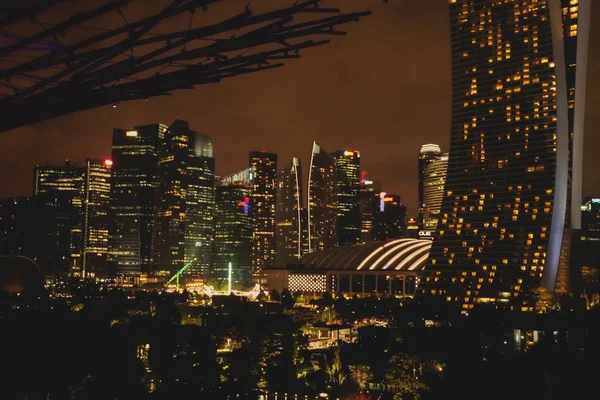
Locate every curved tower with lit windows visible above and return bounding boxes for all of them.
[422,0,590,310]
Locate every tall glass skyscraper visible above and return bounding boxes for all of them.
[82,159,112,279]
[422,154,448,231]
[212,168,254,288]
[152,120,215,276]
[34,161,84,275]
[422,0,591,309]
[307,142,337,253]
[110,124,166,276]
[372,193,408,241]
[418,144,442,229]
[332,150,361,246]
[249,151,277,280]
[276,157,303,266]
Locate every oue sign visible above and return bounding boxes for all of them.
[418,230,434,238]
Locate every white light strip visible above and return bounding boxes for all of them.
[368,240,417,271]
[382,241,431,270]
[356,238,410,270]
[396,244,431,271]
[408,252,431,271]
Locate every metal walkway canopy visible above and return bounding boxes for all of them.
[0,0,370,133]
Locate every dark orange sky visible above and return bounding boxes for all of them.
[0,0,598,215]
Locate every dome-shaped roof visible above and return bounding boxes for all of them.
[297,239,432,271]
[0,256,45,293]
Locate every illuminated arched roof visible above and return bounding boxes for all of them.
[298,239,432,271]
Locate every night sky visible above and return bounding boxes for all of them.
[0,0,599,215]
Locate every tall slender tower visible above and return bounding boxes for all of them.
[152,120,215,276]
[276,157,303,266]
[422,154,448,231]
[212,168,254,287]
[422,0,591,309]
[34,161,85,275]
[82,159,112,279]
[249,151,277,280]
[110,124,166,276]
[418,144,442,230]
[332,150,361,246]
[307,142,337,253]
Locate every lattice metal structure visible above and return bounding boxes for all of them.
[0,0,371,133]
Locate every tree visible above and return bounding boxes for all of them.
[281,288,296,309]
[385,353,442,400]
[270,289,281,302]
[326,347,347,389]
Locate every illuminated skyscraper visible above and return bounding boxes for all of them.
[184,133,215,277]
[332,150,361,246]
[372,193,407,241]
[110,124,166,276]
[249,151,277,279]
[276,157,303,266]
[307,142,337,253]
[212,168,253,287]
[152,120,215,276]
[358,175,382,243]
[422,0,591,309]
[422,154,448,231]
[34,161,84,275]
[82,159,112,278]
[418,144,442,230]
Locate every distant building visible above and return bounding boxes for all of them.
[152,120,215,276]
[332,150,361,246]
[249,150,277,280]
[422,154,448,231]
[82,159,112,278]
[372,193,407,241]
[110,124,167,276]
[276,157,303,267]
[580,197,600,294]
[358,175,382,243]
[34,161,85,275]
[307,142,337,253]
[418,144,442,229]
[212,168,254,288]
[581,198,600,241]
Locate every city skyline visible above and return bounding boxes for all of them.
[1,0,598,216]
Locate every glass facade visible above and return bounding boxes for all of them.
[34,161,85,275]
[82,159,112,278]
[110,124,166,276]
[418,144,443,229]
[422,154,449,230]
[307,142,337,253]
[152,120,215,276]
[212,168,254,288]
[332,150,361,246]
[276,157,303,267]
[422,0,586,309]
[249,151,277,279]
[358,177,382,243]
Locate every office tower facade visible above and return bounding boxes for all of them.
[581,198,600,241]
[212,168,254,287]
[110,124,166,276]
[0,197,37,259]
[332,150,361,246]
[418,144,442,229]
[152,120,215,276]
[34,161,85,275]
[82,159,112,278]
[249,151,277,279]
[422,154,448,231]
[358,175,383,243]
[276,157,303,267]
[372,193,407,241]
[184,134,215,277]
[307,142,337,253]
[422,0,591,309]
